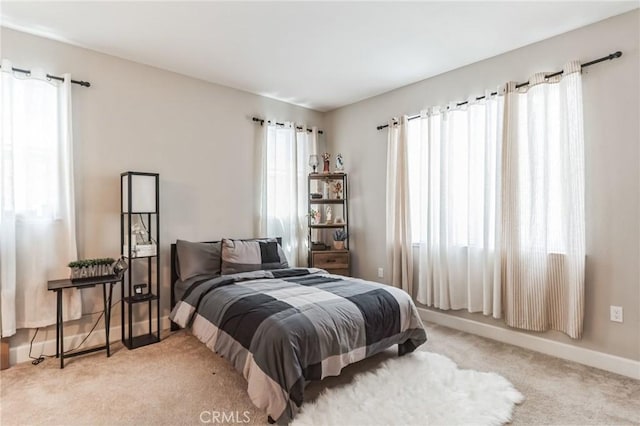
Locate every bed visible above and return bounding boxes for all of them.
[169,238,427,424]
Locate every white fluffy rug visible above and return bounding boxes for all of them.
[293,351,524,426]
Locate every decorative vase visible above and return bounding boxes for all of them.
[309,154,319,174]
[333,241,345,250]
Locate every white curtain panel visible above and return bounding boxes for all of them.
[303,127,320,251]
[0,60,81,337]
[294,126,317,265]
[386,116,413,294]
[254,121,268,238]
[501,62,586,339]
[410,97,503,317]
[259,122,316,267]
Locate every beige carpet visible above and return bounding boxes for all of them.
[1,323,638,425]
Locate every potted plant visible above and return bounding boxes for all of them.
[68,258,116,279]
[309,208,320,225]
[333,230,348,250]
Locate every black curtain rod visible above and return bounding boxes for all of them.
[252,117,324,135]
[2,65,91,87]
[376,50,622,131]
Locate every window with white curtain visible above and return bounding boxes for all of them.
[514,84,567,254]
[400,62,585,338]
[407,100,500,250]
[0,61,80,337]
[6,77,62,217]
[265,125,297,245]
[407,94,566,254]
[261,123,316,267]
[405,99,502,314]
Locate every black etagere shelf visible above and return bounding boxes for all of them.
[120,171,161,350]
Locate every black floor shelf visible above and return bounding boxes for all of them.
[122,333,160,349]
[123,293,158,304]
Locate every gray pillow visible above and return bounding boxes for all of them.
[176,240,222,281]
[221,238,288,275]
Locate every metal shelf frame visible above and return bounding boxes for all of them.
[307,173,349,269]
[120,172,161,350]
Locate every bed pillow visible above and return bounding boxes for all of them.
[176,240,222,281]
[221,238,289,275]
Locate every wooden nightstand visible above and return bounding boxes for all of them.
[311,250,350,276]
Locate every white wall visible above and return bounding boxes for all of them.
[3,11,638,365]
[1,27,325,351]
[326,10,639,361]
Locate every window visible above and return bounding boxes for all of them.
[396,67,585,337]
[406,101,500,251]
[262,123,315,266]
[1,63,80,336]
[514,85,567,253]
[3,77,62,219]
[406,91,567,254]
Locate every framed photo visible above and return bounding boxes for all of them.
[133,283,147,297]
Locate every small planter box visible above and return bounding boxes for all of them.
[68,258,116,280]
[70,264,114,280]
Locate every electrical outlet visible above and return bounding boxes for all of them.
[377,267,384,278]
[610,306,623,323]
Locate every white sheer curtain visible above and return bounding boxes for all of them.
[501,62,585,339]
[409,95,503,317]
[386,116,413,294]
[0,59,81,337]
[259,122,316,267]
[294,125,317,265]
[396,61,586,338]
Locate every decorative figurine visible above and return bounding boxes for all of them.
[332,181,343,199]
[322,152,331,173]
[325,206,333,224]
[335,153,344,172]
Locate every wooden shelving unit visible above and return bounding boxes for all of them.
[307,173,350,276]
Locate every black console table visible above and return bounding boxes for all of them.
[47,275,119,369]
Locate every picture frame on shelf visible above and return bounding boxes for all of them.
[133,283,147,298]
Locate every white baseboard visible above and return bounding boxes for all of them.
[418,308,640,380]
[9,316,171,366]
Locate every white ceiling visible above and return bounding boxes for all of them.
[1,1,637,112]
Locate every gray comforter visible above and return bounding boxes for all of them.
[170,268,427,423]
